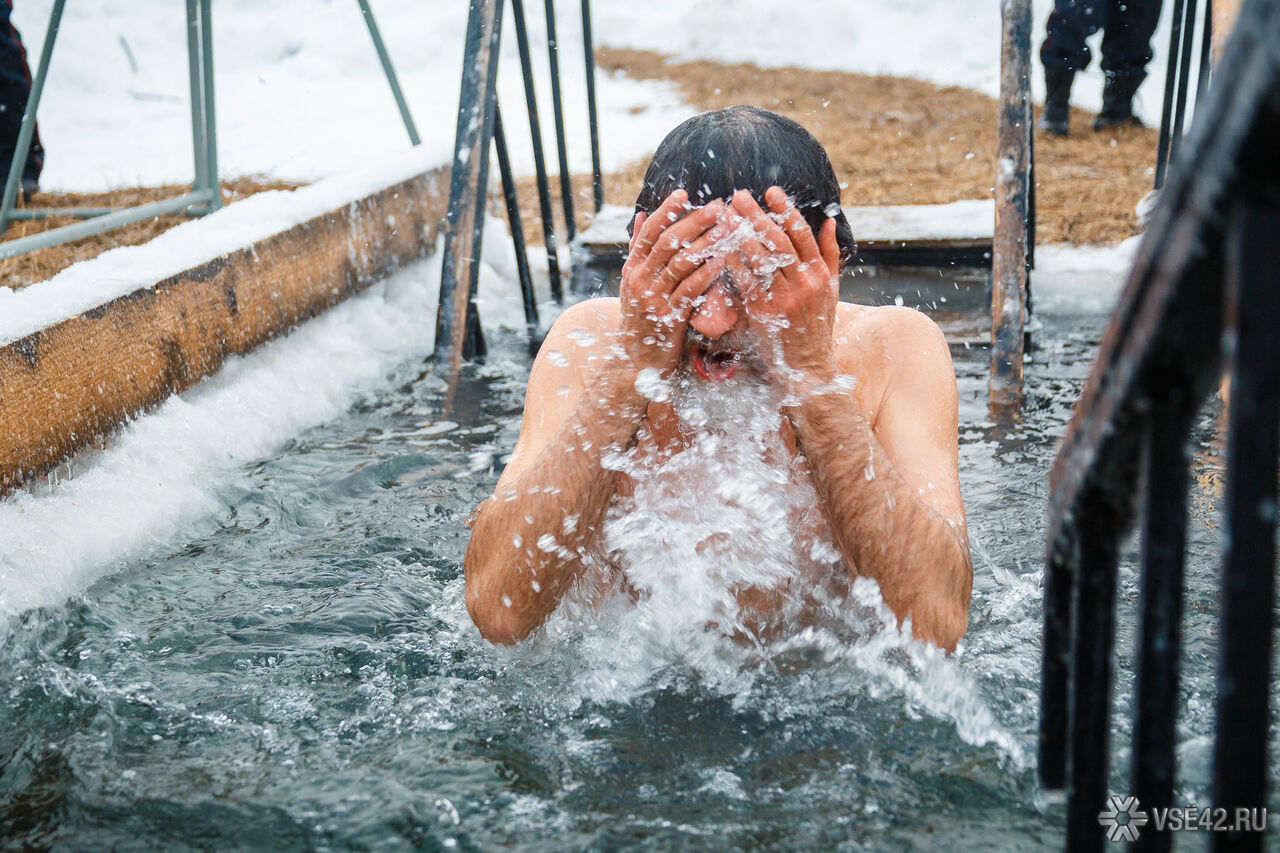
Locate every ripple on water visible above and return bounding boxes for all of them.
[2,316,1272,850]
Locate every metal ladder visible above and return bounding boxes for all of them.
[1040,1,1279,849]
[0,0,421,260]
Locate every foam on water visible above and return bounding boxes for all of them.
[508,365,1024,767]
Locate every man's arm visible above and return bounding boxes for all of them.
[789,310,972,652]
[465,301,646,644]
[730,188,971,651]
[466,190,727,643]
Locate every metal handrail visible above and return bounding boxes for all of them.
[357,0,420,147]
[1155,0,1215,189]
[436,0,604,365]
[0,0,422,262]
[1040,0,1279,849]
[0,0,219,260]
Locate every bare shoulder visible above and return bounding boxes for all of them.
[833,303,948,355]
[832,304,954,420]
[835,304,950,371]
[532,297,622,378]
[543,297,620,347]
[501,299,623,486]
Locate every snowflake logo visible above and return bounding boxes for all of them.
[1098,795,1149,842]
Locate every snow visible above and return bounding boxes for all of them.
[576,203,635,245]
[10,0,1192,191]
[578,200,998,245]
[0,0,1158,362]
[851,201,995,242]
[10,0,691,190]
[1031,237,1140,315]
[591,0,1196,128]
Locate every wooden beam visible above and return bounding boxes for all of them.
[989,0,1032,414]
[0,167,449,494]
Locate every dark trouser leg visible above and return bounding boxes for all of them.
[1041,0,1106,73]
[1040,0,1104,135]
[0,0,43,193]
[1099,0,1163,77]
[1095,0,1162,127]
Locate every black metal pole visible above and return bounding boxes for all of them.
[436,0,503,367]
[1024,108,1035,355]
[581,0,604,213]
[1040,537,1074,790]
[494,104,543,354]
[1026,115,1036,273]
[1211,189,1279,853]
[1169,0,1200,172]
[511,0,564,303]
[1065,526,1121,853]
[544,0,576,242]
[1154,0,1187,190]
[1130,398,1193,853]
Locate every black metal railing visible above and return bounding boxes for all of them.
[435,0,602,368]
[1155,0,1216,190]
[1040,1,1279,850]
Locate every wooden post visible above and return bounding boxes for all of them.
[990,0,1032,414]
[435,0,504,371]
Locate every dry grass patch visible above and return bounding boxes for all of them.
[511,47,1158,248]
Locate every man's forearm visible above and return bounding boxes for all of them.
[786,389,971,650]
[465,364,646,643]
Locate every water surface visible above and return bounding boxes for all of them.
[1,277,1275,850]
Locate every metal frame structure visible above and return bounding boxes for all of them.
[0,0,218,260]
[1155,0,1215,189]
[1040,0,1279,849]
[0,0,421,261]
[358,0,421,147]
[436,0,604,365]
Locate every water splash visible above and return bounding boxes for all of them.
[515,369,1023,766]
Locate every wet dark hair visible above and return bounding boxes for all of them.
[630,105,856,268]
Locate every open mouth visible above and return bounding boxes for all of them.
[690,342,745,382]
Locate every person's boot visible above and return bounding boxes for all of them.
[1039,67,1074,136]
[1094,72,1145,130]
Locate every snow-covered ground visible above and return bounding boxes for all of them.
[12,0,1192,191]
[10,0,692,190]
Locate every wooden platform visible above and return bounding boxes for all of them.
[570,200,995,296]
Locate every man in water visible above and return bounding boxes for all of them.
[464,106,972,651]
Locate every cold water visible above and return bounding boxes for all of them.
[0,262,1275,851]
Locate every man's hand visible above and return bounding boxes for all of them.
[729,187,843,384]
[621,189,728,375]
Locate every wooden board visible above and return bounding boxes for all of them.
[572,200,995,283]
